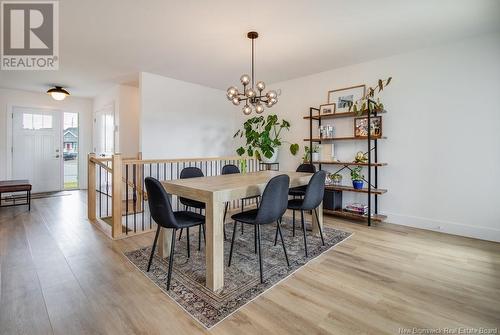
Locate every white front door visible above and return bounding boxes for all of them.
[12,107,62,193]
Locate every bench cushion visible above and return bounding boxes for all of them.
[0,180,32,193]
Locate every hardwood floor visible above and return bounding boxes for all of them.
[1,191,499,334]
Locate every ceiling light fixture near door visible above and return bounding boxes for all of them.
[47,86,70,101]
[227,31,278,115]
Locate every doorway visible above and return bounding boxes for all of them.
[94,103,115,157]
[12,107,62,193]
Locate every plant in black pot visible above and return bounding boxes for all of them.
[234,114,299,163]
[350,166,364,189]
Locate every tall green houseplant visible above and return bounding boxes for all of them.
[234,114,299,159]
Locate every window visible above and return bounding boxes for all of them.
[22,113,53,129]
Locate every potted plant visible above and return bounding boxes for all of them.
[350,77,392,116]
[350,166,364,189]
[330,173,342,185]
[234,114,299,163]
[302,145,320,163]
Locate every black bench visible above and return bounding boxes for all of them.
[0,180,32,210]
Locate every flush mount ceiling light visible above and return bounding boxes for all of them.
[47,86,70,101]
[226,31,278,115]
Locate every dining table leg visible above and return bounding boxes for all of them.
[312,201,324,235]
[158,227,174,258]
[205,197,224,291]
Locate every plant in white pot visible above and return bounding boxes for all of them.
[234,114,299,163]
[302,145,320,163]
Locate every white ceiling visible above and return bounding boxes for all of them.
[1,0,499,97]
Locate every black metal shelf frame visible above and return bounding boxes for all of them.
[308,99,380,226]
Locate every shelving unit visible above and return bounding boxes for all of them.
[306,101,387,225]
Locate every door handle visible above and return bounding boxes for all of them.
[55,155,60,158]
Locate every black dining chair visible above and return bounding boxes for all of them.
[222,164,260,239]
[288,163,316,236]
[144,177,205,290]
[228,174,290,283]
[177,167,205,253]
[277,170,326,257]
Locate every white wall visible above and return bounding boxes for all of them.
[268,32,500,242]
[140,72,235,159]
[0,88,93,189]
[93,84,140,157]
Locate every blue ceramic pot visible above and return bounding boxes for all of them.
[352,180,363,189]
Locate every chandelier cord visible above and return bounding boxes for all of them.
[251,37,255,89]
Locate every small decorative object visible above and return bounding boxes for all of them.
[319,103,336,115]
[330,173,343,185]
[320,143,335,161]
[234,114,298,162]
[302,145,320,163]
[319,125,334,138]
[328,85,366,113]
[354,116,382,138]
[354,151,368,163]
[350,166,364,189]
[226,32,279,115]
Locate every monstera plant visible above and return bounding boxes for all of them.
[234,114,299,160]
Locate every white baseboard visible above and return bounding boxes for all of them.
[384,212,500,243]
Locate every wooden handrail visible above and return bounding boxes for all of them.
[123,155,246,165]
[89,157,113,173]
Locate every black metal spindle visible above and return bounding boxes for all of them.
[133,164,137,233]
[125,165,129,234]
[99,166,102,218]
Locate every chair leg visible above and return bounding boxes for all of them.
[223,202,228,241]
[166,228,177,291]
[273,224,279,246]
[178,228,183,241]
[254,224,257,254]
[147,225,161,272]
[301,210,308,257]
[256,197,259,208]
[186,227,190,258]
[228,220,238,267]
[314,208,325,246]
[277,219,290,266]
[292,195,296,237]
[241,199,244,234]
[257,224,264,283]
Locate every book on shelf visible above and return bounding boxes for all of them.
[344,203,368,215]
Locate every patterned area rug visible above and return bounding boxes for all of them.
[125,219,352,329]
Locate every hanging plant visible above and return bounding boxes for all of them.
[350,77,392,116]
[234,114,299,159]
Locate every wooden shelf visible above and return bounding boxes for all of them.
[304,136,386,142]
[324,209,387,222]
[314,161,387,167]
[303,110,386,120]
[325,184,387,195]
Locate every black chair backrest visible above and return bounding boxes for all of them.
[255,174,290,224]
[296,163,316,173]
[179,167,204,207]
[302,171,327,210]
[180,166,204,179]
[144,177,178,229]
[222,164,240,175]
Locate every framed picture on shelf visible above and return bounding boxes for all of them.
[327,84,366,113]
[319,103,336,115]
[354,116,382,138]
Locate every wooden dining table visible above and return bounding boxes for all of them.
[159,170,323,292]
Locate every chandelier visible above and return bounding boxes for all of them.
[226,31,278,115]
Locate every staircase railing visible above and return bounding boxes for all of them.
[87,153,258,239]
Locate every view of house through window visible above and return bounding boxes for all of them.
[63,113,79,189]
